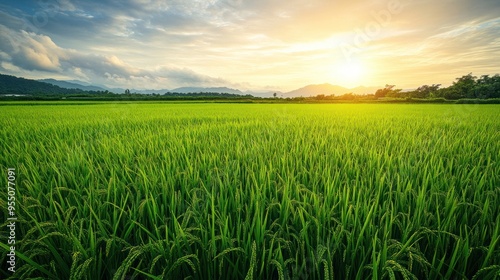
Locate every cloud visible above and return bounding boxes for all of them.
[1,0,500,89]
[0,22,233,89]
[0,25,65,72]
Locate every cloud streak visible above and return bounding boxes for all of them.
[0,23,231,89]
[0,0,499,90]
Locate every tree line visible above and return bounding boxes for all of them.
[375,73,500,99]
[1,72,499,102]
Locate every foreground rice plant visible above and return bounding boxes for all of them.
[1,103,499,279]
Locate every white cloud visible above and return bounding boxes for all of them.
[0,25,65,72]
[0,23,234,89]
[1,0,500,90]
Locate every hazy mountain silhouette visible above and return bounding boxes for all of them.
[284,83,379,97]
[2,74,381,97]
[39,79,107,92]
[169,87,244,95]
[0,74,76,95]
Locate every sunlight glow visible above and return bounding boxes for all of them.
[334,59,368,87]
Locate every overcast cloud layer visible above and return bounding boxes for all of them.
[0,0,499,90]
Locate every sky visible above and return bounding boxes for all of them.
[0,0,499,91]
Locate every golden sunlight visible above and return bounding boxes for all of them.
[334,59,368,87]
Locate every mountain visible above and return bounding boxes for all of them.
[134,89,169,94]
[169,87,244,95]
[39,80,248,95]
[39,79,107,92]
[2,73,383,98]
[284,83,350,97]
[38,79,144,94]
[0,74,79,95]
[284,83,380,97]
[245,90,284,98]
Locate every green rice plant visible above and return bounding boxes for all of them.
[0,103,498,279]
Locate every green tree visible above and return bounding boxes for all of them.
[474,74,500,98]
[410,84,441,98]
[315,94,325,100]
[375,84,402,98]
[444,73,476,99]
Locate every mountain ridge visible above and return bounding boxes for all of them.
[0,74,80,95]
[3,74,382,97]
[169,87,243,95]
[284,83,379,97]
[39,79,250,95]
[39,79,107,92]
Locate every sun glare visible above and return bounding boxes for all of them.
[334,60,367,88]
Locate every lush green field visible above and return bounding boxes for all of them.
[1,103,499,279]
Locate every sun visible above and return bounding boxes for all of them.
[334,59,367,87]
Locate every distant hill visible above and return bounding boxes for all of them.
[39,79,159,94]
[39,79,107,92]
[169,87,244,95]
[38,80,248,96]
[0,74,253,96]
[284,83,379,97]
[285,83,349,97]
[1,73,382,98]
[0,74,79,95]
[117,87,246,95]
[133,89,169,94]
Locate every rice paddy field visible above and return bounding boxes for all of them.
[1,102,499,280]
